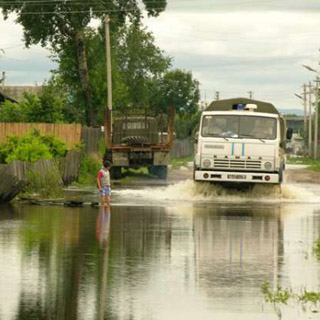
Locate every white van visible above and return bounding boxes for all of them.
[194,98,291,184]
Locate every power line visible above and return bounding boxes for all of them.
[0,0,279,4]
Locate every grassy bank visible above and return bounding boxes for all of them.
[170,155,193,169]
[286,156,320,172]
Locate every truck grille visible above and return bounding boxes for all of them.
[213,159,262,170]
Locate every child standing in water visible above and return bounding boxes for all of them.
[97,160,112,207]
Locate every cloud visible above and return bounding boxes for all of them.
[145,10,320,109]
[0,15,56,85]
[164,0,320,13]
[1,2,320,110]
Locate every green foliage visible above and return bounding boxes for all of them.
[0,100,26,122]
[0,130,67,164]
[286,156,320,172]
[22,165,64,199]
[261,281,320,315]
[152,69,200,115]
[115,23,172,111]
[1,0,166,48]
[76,154,102,185]
[298,290,320,305]
[0,82,68,123]
[53,23,172,123]
[174,111,201,139]
[39,134,67,158]
[312,238,320,260]
[1,0,167,126]
[261,281,291,305]
[170,155,194,169]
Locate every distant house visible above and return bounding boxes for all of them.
[0,89,17,104]
[284,115,304,134]
[2,85,42,102]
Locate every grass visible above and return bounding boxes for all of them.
[261,281,291,305]
[120,167,153,182]
[20,164,64,199]
[170,155,193,169]
[312,238,320,260]
[286,156,320,172]
[261,281,320,316]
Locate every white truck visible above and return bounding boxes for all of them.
[194,98,292,185]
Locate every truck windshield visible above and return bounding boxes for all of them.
[201,115,277,140]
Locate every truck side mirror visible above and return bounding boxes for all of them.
[286,127,293,140]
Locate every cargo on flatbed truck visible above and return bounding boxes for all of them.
[104,109,175,180]
[193,98,292,185]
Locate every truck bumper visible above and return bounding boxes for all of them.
[194,170,280,184]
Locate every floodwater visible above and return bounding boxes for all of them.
[1,180,320,319]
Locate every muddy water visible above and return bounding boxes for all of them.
[1,182,320,319]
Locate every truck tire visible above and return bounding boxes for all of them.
[155,166,167,180]
[111,166,122,180]
[121,136,149,145]
[148,166,156,176]
[279,166,284,184]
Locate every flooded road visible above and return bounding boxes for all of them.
[1,181,320,319]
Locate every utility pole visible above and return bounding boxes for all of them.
[308,81,313,156]
[314,77,319,159]
[215,91,220,101]
[248,91,253,99]
[302,84,308,151]
[104,14,112,149]
[302,84,307,138]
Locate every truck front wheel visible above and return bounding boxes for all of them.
[111,166,122,180]
[279,166,284,184]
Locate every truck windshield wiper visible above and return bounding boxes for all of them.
[240,134,266,143]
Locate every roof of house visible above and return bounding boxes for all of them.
[2,85,42,102]
[0,89,18,103]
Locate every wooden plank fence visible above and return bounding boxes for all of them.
[82,126,103,154]
[170,139,194,158]
[0,165,28,202]
[0,123,82,148]
[0,151,82,203]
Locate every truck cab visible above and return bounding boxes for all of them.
[194,98,288,184]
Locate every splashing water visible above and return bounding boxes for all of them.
[114,180,320,204]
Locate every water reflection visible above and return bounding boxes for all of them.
[0,202,319,319]
[96,206,111,320]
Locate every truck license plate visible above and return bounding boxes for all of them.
[227,174,246,179]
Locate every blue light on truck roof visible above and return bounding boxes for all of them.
[232,103,246,110]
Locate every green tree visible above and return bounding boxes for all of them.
[52,23,171,121]
[0,81,67,123]
[149,69,200,139]
[1,0,167,126]
[157,69,200,115]
[115,23,171,111]
[0,100,26,122]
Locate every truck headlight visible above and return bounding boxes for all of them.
[264,162,272,170]
[203,159,211,168]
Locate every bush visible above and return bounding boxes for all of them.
[0,129,67,164]
[22,164,64,198]
[77,154,102,185]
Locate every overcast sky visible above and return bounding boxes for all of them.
[1,0,320,110]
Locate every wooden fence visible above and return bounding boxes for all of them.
[0,122,194,160]
[0,123,82,148]
[170,139,194,158]
[82,126,103,154]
